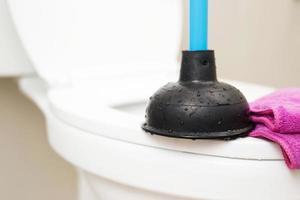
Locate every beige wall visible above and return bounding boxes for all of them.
[0,78,76,200]
[209,0,300,88]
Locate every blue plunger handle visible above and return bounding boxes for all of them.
[189,0,208,51]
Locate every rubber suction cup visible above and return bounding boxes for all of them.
[142,50,253,139]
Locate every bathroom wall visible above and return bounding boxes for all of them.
[209,0,300,87]
[0,78,76,200]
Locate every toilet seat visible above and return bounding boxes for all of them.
[46,72,283,161]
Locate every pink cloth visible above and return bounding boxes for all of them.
[249,88,300,169]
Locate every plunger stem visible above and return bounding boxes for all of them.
[180,51,217,82]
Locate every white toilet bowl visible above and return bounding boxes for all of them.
[18,75,300,200]
[2,0,300,199]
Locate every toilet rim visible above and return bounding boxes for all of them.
[47,74,283,161]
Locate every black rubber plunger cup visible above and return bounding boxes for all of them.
[142,50,253,139]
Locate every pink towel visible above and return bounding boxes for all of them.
[249,88,300,169]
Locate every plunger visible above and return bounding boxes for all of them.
[142,0,253,139]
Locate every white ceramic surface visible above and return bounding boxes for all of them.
[7,0,183,85]
[19,76,300,200]
[0,0,32,76]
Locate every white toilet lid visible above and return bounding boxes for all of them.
[48,73,283,160]
[7,0,183,85]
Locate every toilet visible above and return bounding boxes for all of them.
[2,0,300,199]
